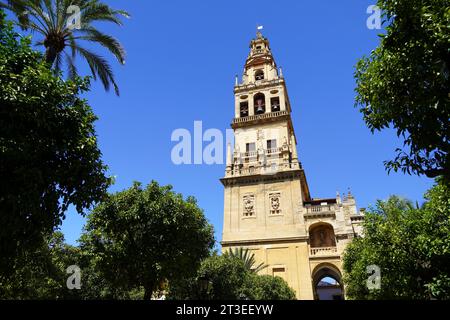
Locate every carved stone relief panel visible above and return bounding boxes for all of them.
[269,192,281,215]
[243,194,255,217]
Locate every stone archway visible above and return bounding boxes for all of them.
[309,223,337,248]
[312,263,344,300]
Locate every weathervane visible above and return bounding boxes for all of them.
[256,25,263,37]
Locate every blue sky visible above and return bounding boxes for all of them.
[32,0,434,246]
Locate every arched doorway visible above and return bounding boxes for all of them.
[312,264,344,300]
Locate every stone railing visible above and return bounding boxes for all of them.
[235,147,283,160]
[305,204,336,214]
[310,246,338,257]
[241,151,258,159]
[227,162,294,178]
[232,110,289,126]
[266,147,282,155]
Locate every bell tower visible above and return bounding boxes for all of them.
[221,31,364,300]
[227,31,305,177]
[222,30,311,243]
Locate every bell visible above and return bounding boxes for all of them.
[256,105,264,114]
[256,100,265,114]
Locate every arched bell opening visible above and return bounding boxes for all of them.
[254,93,266,115]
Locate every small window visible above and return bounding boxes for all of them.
[267,139,277,151]
[240,102,249,117]
[271,97,280,112]
[246,143,256,163]
[246,143,256,153]
[255,70,264,81]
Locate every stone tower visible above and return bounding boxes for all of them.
[220,31,364,300]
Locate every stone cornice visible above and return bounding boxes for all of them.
[304,212,337,220]
[221,235,309,247]
[220,168,304,187]
[350,215,365,222]
[234,78,285,94]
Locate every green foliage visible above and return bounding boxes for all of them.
[0,10,110,277]
[0,232,81,299]
[343,180,450,299]
[243,274,296,300]
[1,0,129,95]
[0,180,213,300]
[80,181,215,299]
[168,254,296,300]
[199,254,250,300]
[225,247,267,273]
[355,0,450,180]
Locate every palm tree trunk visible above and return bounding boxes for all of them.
[45,46,58,66]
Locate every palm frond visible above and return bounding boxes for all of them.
[64,51,77,80]
[2,0,128,95]
[1,0,30,29]
[54,50,63,72]
[66,32,76,58]
[23,0,54,32]
[74,46,119,95]
[226,247,268,273]
[80,2,130,26]
[42,0,57,30]
[71,27,125,64]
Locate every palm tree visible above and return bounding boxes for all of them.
[226,247,268,273]
[1,0,129,95]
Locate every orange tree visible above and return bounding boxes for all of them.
[343,181,450,299]
[80,181,215,299]
[355,0,449,180]
[0,10,110,279]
